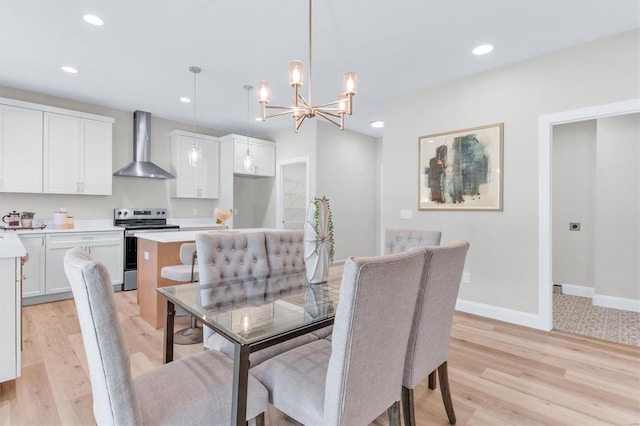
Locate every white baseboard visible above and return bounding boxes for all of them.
[558,283,595,298]
[593,294,640,313]
[455,299,544,330]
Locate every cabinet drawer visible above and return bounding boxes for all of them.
[47,231,122,246]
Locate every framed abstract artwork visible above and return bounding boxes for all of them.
[418,123,503,211]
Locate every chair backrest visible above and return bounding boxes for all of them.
[324,247,427,425]
[384,229,442,254]
[63,247,142,425]
[179,243,197,266]
[264,230,305,274]
[403,241,469,389]
[196,231,269,283]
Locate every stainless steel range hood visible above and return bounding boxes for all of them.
[113,110,175,179]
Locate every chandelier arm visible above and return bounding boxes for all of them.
[265,105,298,111]
[315,109,343,119]
[264,109,299,119]
[314,99,345,109]
[315,110,344,129]
[295,114,307,133]
[297,93,311,109]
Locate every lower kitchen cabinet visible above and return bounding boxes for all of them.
[46,232,124,294]
[19,231,123,302]
[19,234,45,298]
[0,256,21,383]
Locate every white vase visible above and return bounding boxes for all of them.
[304,197,333,284]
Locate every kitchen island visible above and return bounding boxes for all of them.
[0,234,26,383]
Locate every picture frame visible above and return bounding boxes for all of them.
[418,123,503,211]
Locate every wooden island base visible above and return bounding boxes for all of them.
[138,238,193,329]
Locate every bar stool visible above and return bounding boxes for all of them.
[160,243,202,345]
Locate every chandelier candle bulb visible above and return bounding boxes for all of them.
[258,81,270,103]
[344,72,357,95]
[289,61,304,87]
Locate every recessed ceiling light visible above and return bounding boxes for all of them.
[255,117,263,121]
[179,97,191,103]
[83,14,104,26]
[472,44,494,55]
[370,120,384,128]
[61,66,78,74]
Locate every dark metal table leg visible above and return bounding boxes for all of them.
[163,299,175,364]
[231,343,250,426]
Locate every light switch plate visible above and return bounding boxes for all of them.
[400,209,413,219]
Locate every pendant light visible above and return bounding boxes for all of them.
[188,66,202,166]
[243,85,253,172]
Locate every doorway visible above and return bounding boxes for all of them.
[538,99,640,331]
[276,157,309,230]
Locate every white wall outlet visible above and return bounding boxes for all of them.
[143,251,150,261]
[193,208,198,216]
[400,209,413,219]
[234,209,239,216]
[462,272,471,283]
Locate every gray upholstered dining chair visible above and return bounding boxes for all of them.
[63,247,268,426]
[251,247,428,425]
[196,231,270,349]
[402,241,469,425]
[384,228,442,254]
[264,230,305,273]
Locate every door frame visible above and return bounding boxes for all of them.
[538,98,640,331]
[276,156,310,230]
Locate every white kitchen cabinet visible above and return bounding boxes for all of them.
[43,112,113,195]
[0,257,21,383]
[19,234,46,298]
[223,134,276,177]
[0,104,43,193]
[45,232,123,295]
[170,130,220,199]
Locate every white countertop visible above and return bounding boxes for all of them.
[135,228,274,243]
[166,218,223,229]
[5,219,123,235]
[0,233,27,259]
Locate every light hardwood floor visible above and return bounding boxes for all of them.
[1,290,639,425]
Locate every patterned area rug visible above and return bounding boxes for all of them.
[553,293,640,346]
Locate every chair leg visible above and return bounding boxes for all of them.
[402,386,416,426]
[428,370,437,390]
[253,412,265,426]
[388,401,401,426]
[438,362,456,424]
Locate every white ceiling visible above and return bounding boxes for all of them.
[1,0,638,138]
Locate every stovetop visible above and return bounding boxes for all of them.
[114,208,179,230]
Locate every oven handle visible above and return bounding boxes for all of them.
[124,228,181,237]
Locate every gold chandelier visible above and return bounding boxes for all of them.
[257,0,357,133]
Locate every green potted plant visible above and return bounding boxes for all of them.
[20,211,35,228]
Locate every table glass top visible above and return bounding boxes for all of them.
[158,267,343,346]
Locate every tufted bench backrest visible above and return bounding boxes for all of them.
[196,232,270,283]
[384,229,442,254]
[264,230,305,274]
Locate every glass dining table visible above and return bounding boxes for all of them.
[157,267,342,426]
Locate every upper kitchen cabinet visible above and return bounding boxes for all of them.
[170,130,220,199]
[44,112,113,195]
[221,134,276,177]
[0,103,43,193]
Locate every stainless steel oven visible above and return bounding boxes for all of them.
[114,208,179,290]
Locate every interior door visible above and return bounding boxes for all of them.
[279,160,308,230]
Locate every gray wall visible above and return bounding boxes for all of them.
[552,120,597,288]
[316,123,378,259]
[232,175,275,228]
[382,29,640,314]
[266,121,378,260]
[595,113,640,300]
[0,85,229,221]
